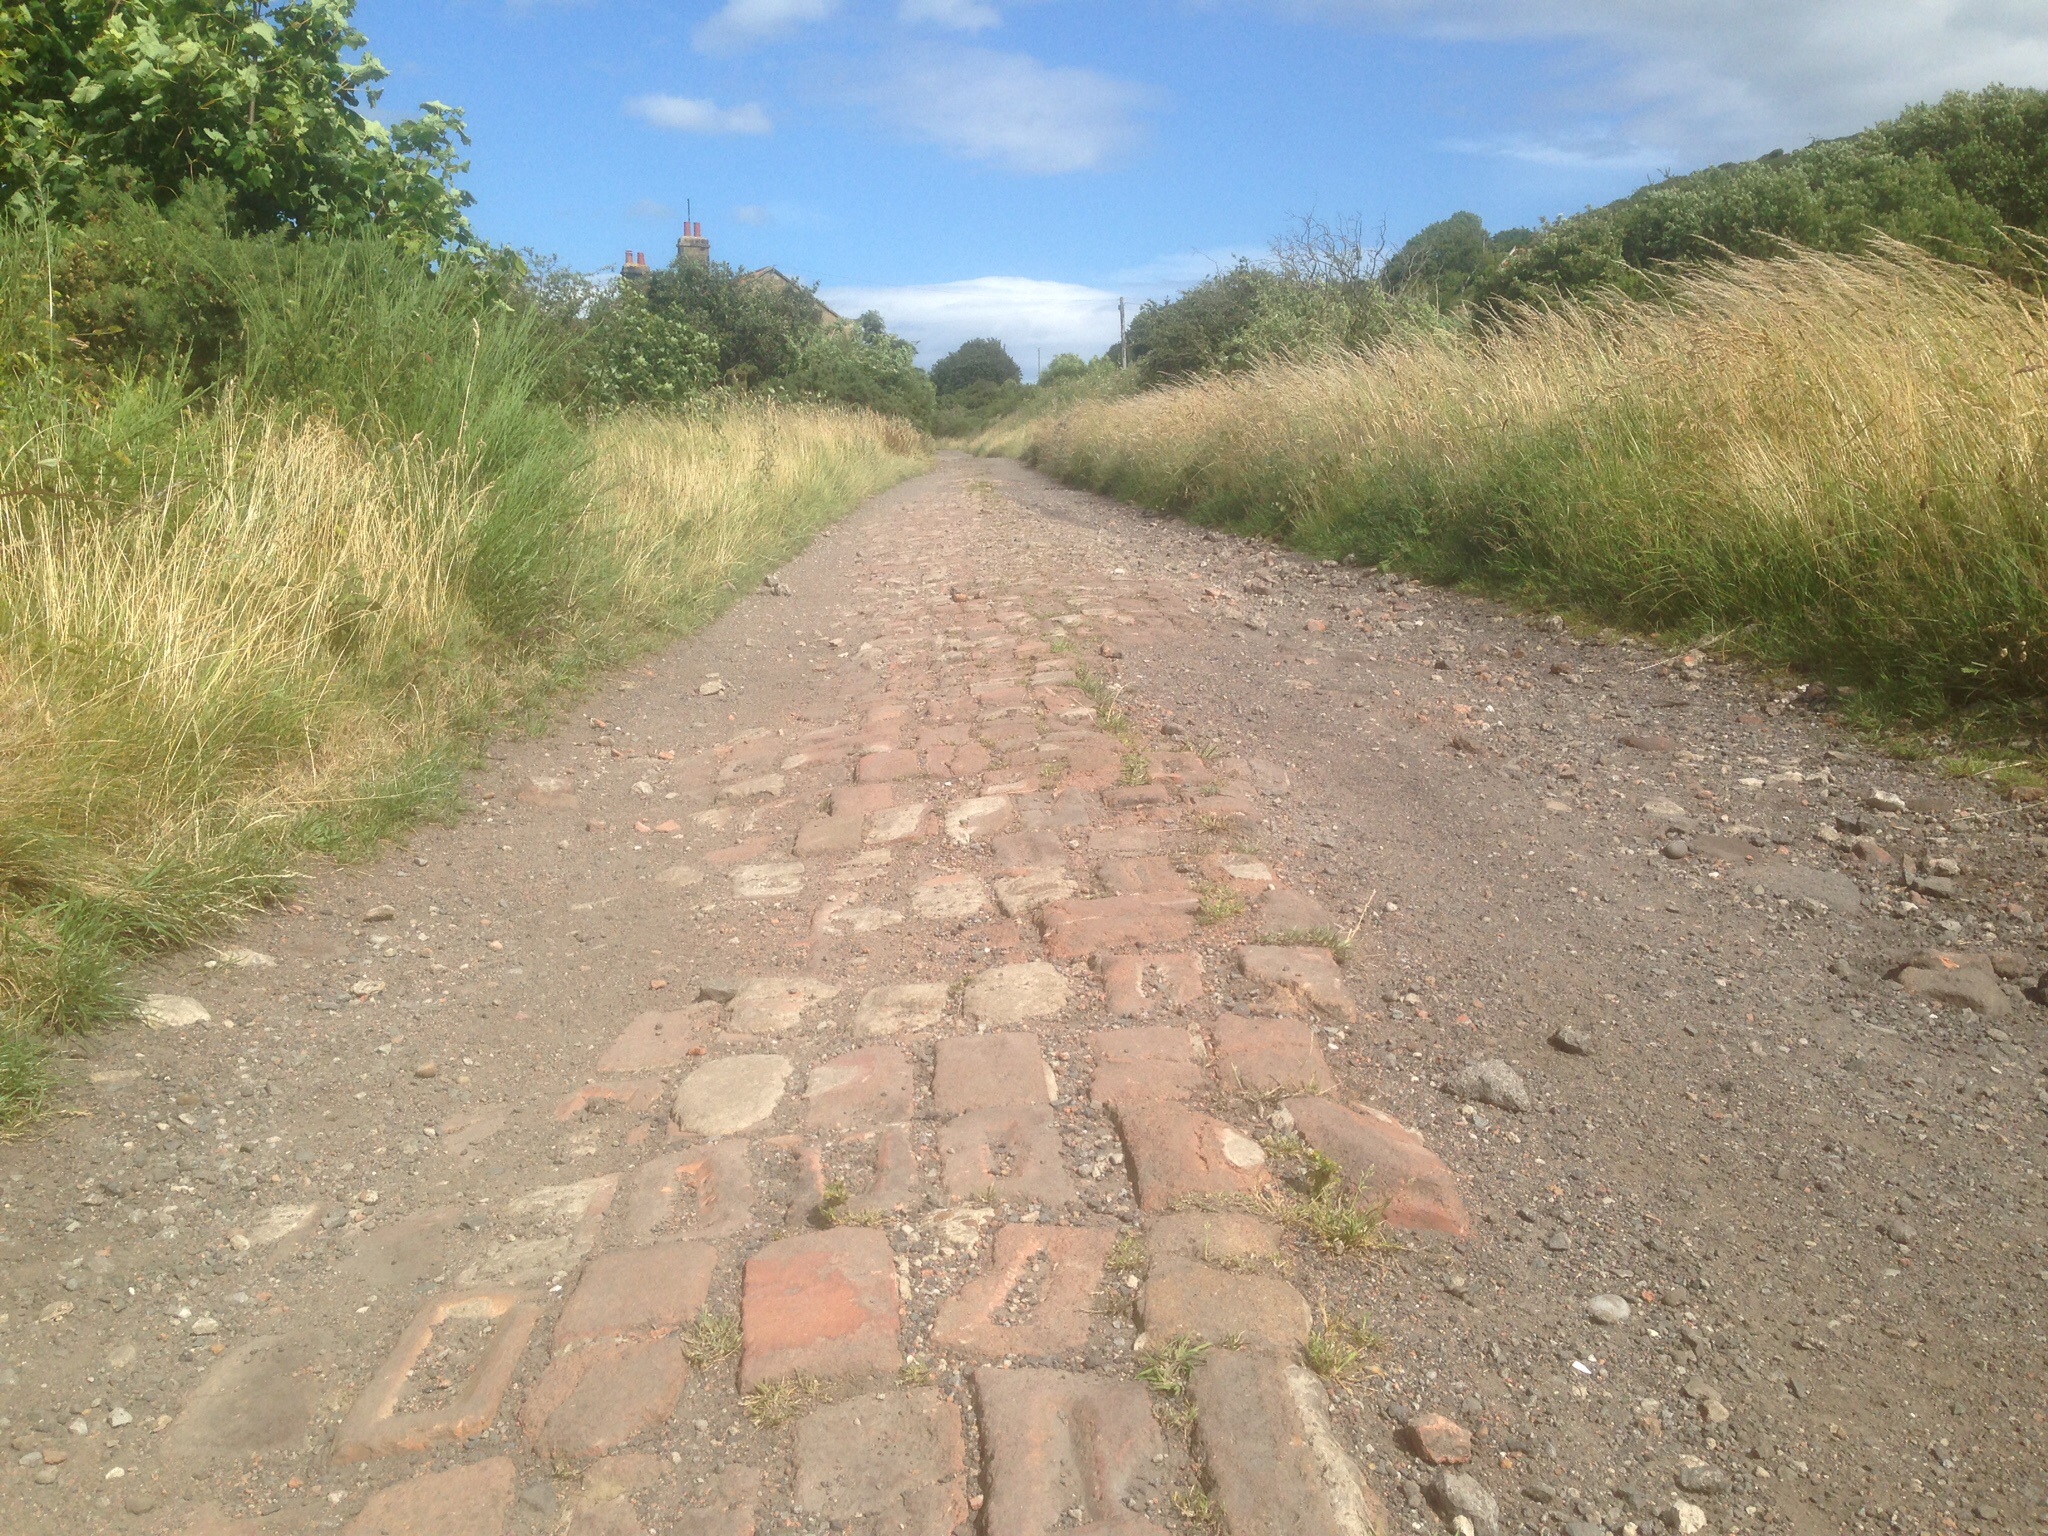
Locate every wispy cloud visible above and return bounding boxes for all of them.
[821,275,1123,365]
[625,94,774,135]
[734,204,775,226]
[899,0,1001,31]
[1283,1,2048,160]
[694,0,839,53]
[869,47,1155,174]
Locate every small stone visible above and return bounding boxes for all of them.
[1878,1217,1917,1246]
[136,994,210,1030]
[1445,1059,1530,1113]
[1547,1026,1593,1055]
[362,904,397,922]
[1586,1294,1632,1326]
[1674,1463,1729,1495]
[673,1055,791,1136]
[1404,1412,1473,1465]
[1429,1469,1501,1536]
[1665,1498,1709,1533]
[122,1492,158,1515]
[1662,838,1691,860]
[414,1062,438,1079]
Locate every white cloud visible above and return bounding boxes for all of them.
[899,0,1001,31]
[733,203,775,226]
[1284,1,2048,160]
[625,94,774,135]
[695,0,838,53]
[870,48,1155,174]
[820,276,1125,366]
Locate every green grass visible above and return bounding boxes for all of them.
[0,224,929,1124]
[991,244,2048,738]
[1136,1334,1211,1397]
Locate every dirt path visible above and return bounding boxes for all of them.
[3,452,2043,1536]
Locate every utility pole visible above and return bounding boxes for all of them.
[1117,297,1127,369]
[1036,346,1041,382]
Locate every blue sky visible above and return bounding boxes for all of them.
[357,0,2048,373]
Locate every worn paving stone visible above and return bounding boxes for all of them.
[933,1224,1117,1360]
[1236,945,1359,1023]
[973,1367,1173,1536]
[554,1077,666,1122]
[834,781,896,817]
[1146,1210,1284,1267]
[1096,857,1194,899]
[866,802,930,843]
[796,812,864,857]
[1086,1025,1205,1106]
[731,861,806,899]
[1096,952,1203,1017]
[1285,1095,1469,1236]
[963,961,1070,1027]
[341,1457,517,1536]
[1255,887,1338,934]
[726,977,840,1034]
[792,1387,968,1536]
[1039,895,1196,961]
[945,794,1015,846]
[857,982,950,1035]
[674,1054,792,1136]
[994,868,1079,918]
[597,1004,718,1074]
[334,1291,542,1462]
[160,1335,324,1465]
[555,1241,716,1346]
[856,747,925,782]
[806,1044,914,1130]
[1139,1257,1310,1353]
[843,1122,923,1218]
[741,1228,902,1389]
[939,1104,1076,1209]
[1113,1102,1267,1213]
[993,830,1069,867]
[1189,1351,1389,1536]
[1209,1014,1333,1095]
[933,1031,1054,1113]
[522,1334,691,1459]
[911,873,991,920]
[622,1141,753,1243]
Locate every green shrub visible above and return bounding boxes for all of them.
[931,336,1021,396]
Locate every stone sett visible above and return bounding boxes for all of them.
[1139,1257,1310,1353]
[521,1333,691,1460]
[805,1044,914,1130]
[939,1104,1076,1209]
[1283,1095,1469,1237]
[963,961,1070,1027]
[554,1240,716,1346]
[1086,1025,1205,1106]
[973,1367,1173,1536]
[1210,1014,1333,1096]
[341,1457,517,1536]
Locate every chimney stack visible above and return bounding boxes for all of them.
[678,221,711,269]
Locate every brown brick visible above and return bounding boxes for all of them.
[1086,1025,1205,1106]
[973,1368,1173,1536]
[521,1334,690,1459]
[1189,1351,1389,1536]
[1112,1102,1267,1213]
[1255,887,1338,935]
[341,1457,516,1536]
[597,1004,718,1074]
[1139,1257,1309,1353]
[1404,1412,1473,1465]
[1096,857,1193,899]
[555,1241,716,1347]
[805,1044,914,1130]
[951,741,993,776]
[992,830,1069,868]
[1237,946,1359,1022]
[793,1387,968,1535]
[833,781,897,816]
[933,1031,1052,1113]
[1096,953,1203,1018]
[933,1225,1116,1360]
[795,813,864,857]
[1283,1096,1469,1237]
[1102,784,1173,809]
[939,1105,1075,1209]
[856,749,924,783]
[334,1292,540,1463]
[621,1141,754,1244]
[1146,1210,1283,1266]
[740,1228,901,1389]
[843,1122,924,1219]
[1209,1014,1332,1096]
[554,1078,664,1123]
[1039,896,1195,960]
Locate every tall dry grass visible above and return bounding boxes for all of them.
[1003,244,2048,714]
[0,397,925,1112]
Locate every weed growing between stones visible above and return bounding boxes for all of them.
[1195,882,1247,925]
[1105,1229,1148,1277]
[742,1375,822,1429]
[1256,925,1351,960]
[1136,1334,1211,1397]
[680,1310,743,1366]
[1303,1313,1382,1382]
[1172,1483,1223,1530]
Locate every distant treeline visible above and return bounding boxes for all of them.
[1120,85,2048,386]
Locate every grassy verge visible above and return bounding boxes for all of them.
[984,244,2048,733]
[0,394,926,1121]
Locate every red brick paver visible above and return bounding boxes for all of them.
[341,1457,517,1536]
[740,1228,901,1389]
[1112,1101,1267,1212]
[555,1240,716,1345]
[933,1031,1052,1112]
[1284,1094,1470,1236]
[792,1387,969,1535]
[934,1224,1116,1360]
[973,1367,1174,1536]
[334,1291,541,1462]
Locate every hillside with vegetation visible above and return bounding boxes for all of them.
[0,1,931,1120]
[976,86,2048,762]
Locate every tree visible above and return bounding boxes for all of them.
[0,0,476,254]
[583,283,717,407]
[1039,351,1088,385]
[930,336,1019,396]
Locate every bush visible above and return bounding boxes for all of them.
[584,286,719,408]
[779,322,935,428]
[931,337,1020,396]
